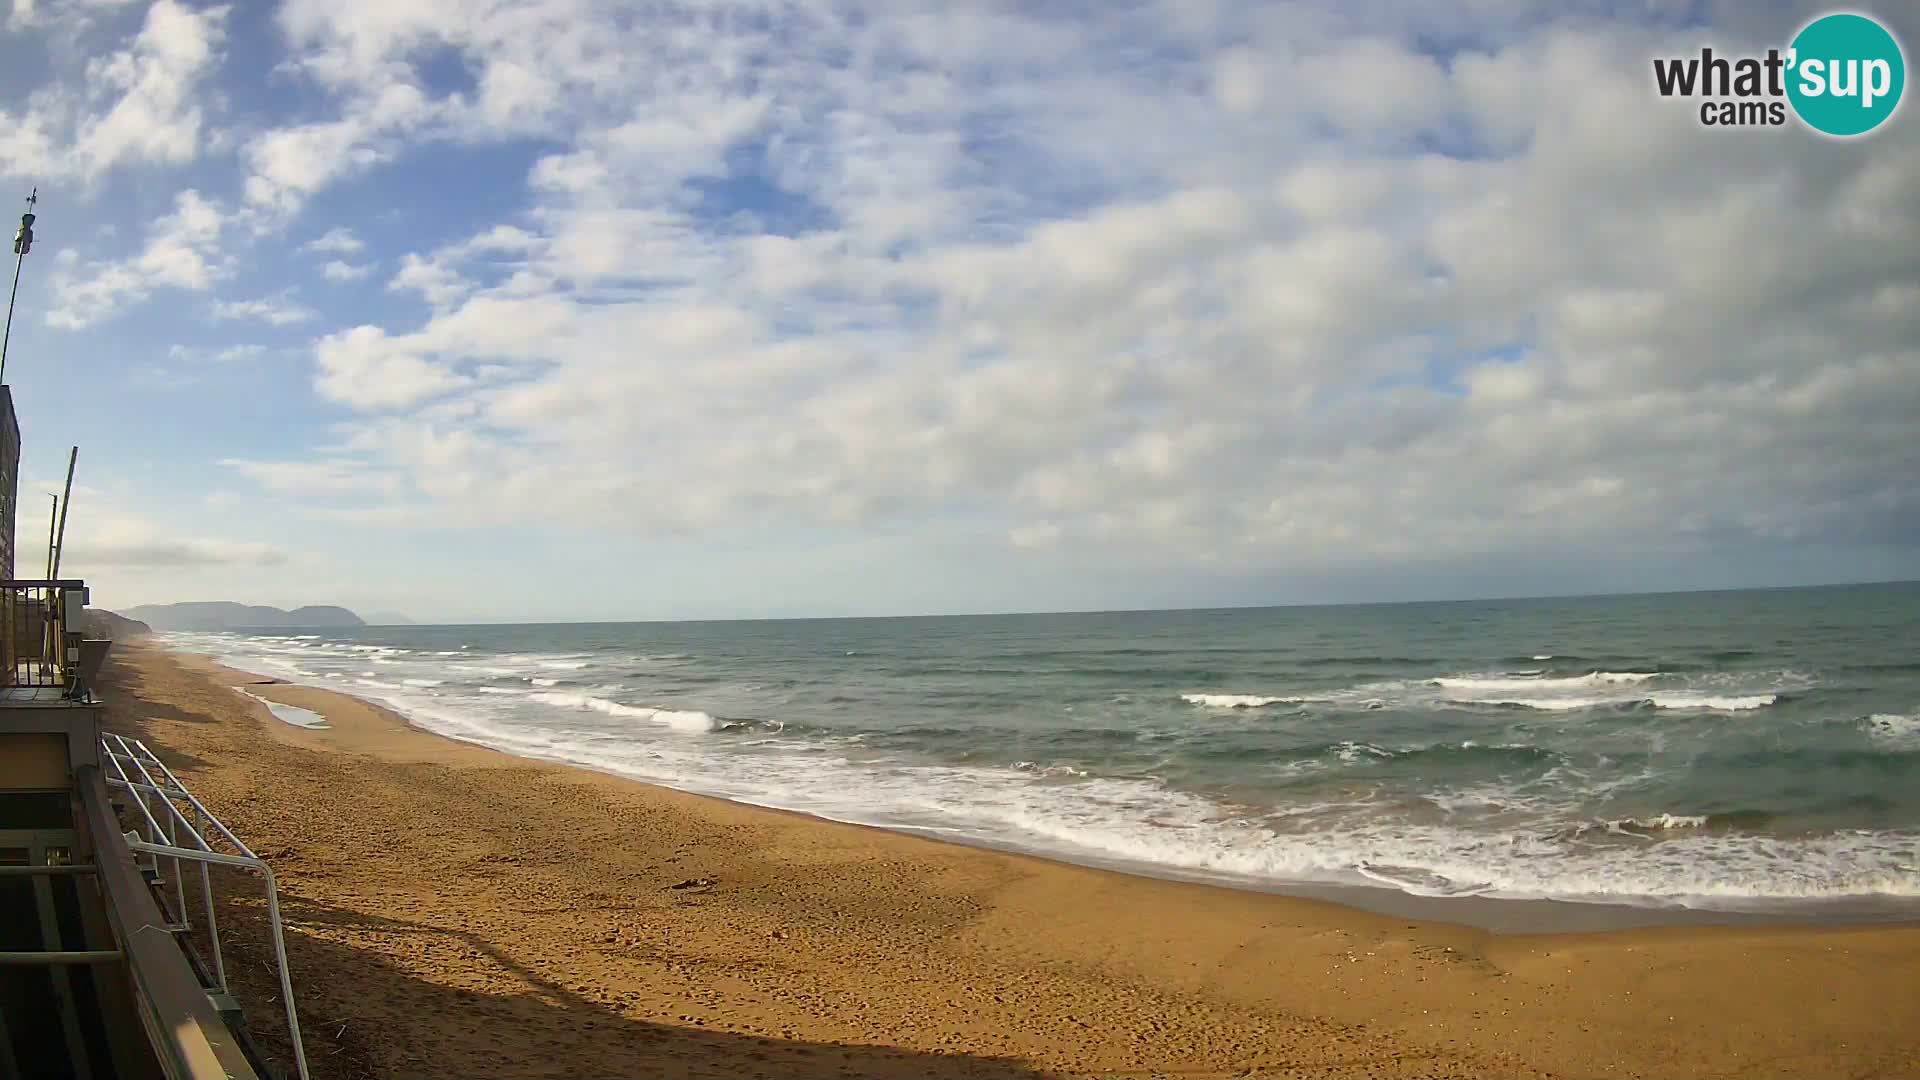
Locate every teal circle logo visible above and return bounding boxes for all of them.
[1787,13,1905,136]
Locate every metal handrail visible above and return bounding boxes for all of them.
[75,766,262,1080]
[100,733,310,1080]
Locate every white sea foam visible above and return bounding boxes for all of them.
[529,677,559,687]
[1429,670,1787,713]
[402,678,444,687]
[154,629,1918,911]
[1014,761,1090,779]
[1641,813,1709,829]
[1647,692,1776,711]
[1181,693,1296,708]
[1598,813,1710,832]
[1335,741,1393,762]
[1867,713,1920,748]
[1460,691,1777,712]
[1434,672,1657,692]
[527,690,717,733]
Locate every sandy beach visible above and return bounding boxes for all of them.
[97,642,1920,1080]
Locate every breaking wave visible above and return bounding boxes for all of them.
[526,691,718,734]
[156,607,1920,915]
[1181,693,1301,709]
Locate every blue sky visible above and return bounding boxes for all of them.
[0,0,1915,622]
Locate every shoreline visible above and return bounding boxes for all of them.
[181,640,1913,935]
[102,640,1920,1079]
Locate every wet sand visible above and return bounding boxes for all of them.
[100,643,1920,1079]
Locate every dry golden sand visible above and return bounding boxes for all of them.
[98,643,1920,1080]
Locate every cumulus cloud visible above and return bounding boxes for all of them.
[241,83,433,216]
[18,0,1920,605]
[0,0,226,183]
[215,0,1919,593]
[45,189,228,328]
[320,259,371,282]
[312,325,471,409]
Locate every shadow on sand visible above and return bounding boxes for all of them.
[206,893,1071,1080]
[95,655,1070,1080]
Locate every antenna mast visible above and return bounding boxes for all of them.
[1,188,37,386]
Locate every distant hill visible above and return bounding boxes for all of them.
[76,609,152,640]
[363,610,415,625]
[121,602,367,632]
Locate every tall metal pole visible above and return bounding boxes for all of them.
[2,188,38,387]
[44,494,56,579]
[1,250,23,386]
[50,447,74,580]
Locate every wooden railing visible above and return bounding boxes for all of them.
[0,579,89,694]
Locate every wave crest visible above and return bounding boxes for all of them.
[1867,712,1920,748]
[1181,693,1301,709]
[527,691,718,733]
[1433,671,1658,692]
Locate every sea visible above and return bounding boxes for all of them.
[162,582,1920,918]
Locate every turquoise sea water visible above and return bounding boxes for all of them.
[167,582,1920,914]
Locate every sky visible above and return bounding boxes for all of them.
[0,0,1914,623]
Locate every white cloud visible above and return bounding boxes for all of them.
[15,1,1906,606]
[1009,522,1063,550]
[19,504,284,572]
[45,189,228,328]
[211,291,315,326]
[215,3,1917,591]
[167,343,266,363]
[0,1,226,184]
[321,259,372,282]
[312,325,471,409]
[387,253,470,307]
[302,227,364,255]
[218,458,402,498]
[241,83,434,216]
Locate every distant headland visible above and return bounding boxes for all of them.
[117,602,388,631]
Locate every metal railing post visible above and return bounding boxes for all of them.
[103,736,191,927]
[124,840,310,1080]
[257,861,308,1080]
[103,735,310,1080]
[197,859,225,993]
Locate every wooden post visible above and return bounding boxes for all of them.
[50,446,74,579]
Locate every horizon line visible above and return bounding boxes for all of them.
[120,575,1920,629]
